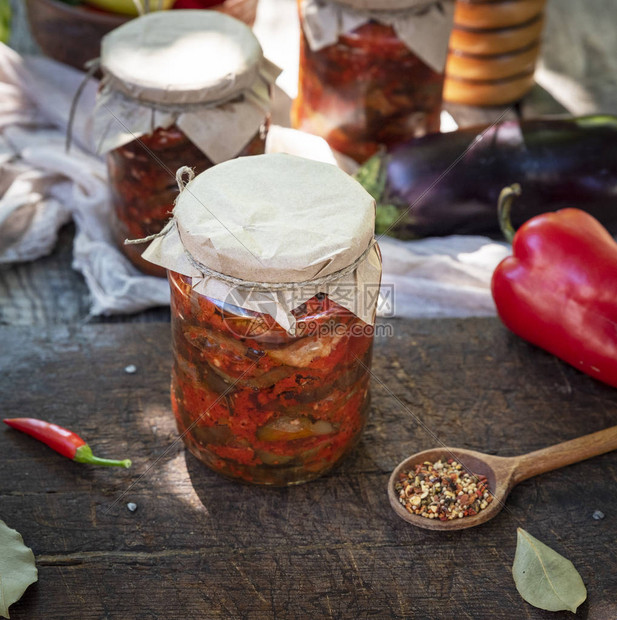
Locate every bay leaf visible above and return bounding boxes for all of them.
[512,528,587,613]
[0,519,38,618]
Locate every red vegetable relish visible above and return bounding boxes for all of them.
[108,124,267,277]
[169,271,374,485]
[293,19,444,163]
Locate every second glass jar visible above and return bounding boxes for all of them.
[292,1,447,163]
[94,10,277,276]
[108,124,267,276]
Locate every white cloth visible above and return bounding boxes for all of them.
[377,235,509,318]
[535,0,617,115]
[0,44,171,316]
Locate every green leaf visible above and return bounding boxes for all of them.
[0,520,38,618]
[512,528,587,613]
[375,203,402,236]
[353,152,387,203]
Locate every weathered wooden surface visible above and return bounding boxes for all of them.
[0,224,170,325]
[2,319,617,619]
[0,225,90,326]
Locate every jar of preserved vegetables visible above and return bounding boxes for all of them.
[292,0,454,163]
[143,154,383,485]
[93,10,280,276]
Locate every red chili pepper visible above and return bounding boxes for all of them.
[491,184,617,388]
[3,418,132,468]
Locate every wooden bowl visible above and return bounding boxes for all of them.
[215,0,258,27]
[443,70,535,106]
[25,0,128,70]
[25,0,257,70]
[85,0,174,16]
[446,43,540,81]
[454,0,545,30]
[449,14,544,56]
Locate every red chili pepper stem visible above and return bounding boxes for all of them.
[3,418,132,468]
[497,183,522,244]
[74,445,132,468]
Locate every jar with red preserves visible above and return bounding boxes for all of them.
[93,10,280,276]
[292,0,454,163]
[143,154,383,485]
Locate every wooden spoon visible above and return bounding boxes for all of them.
[388,425,617,531]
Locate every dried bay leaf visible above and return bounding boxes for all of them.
[512,528,586,613]
[0,519,38,618]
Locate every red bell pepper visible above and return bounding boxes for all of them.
[491,184,617,388]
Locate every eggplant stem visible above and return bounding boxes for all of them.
[353,150,387,203]
[498,184,522,243]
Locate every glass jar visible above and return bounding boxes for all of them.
[94,10,279,275]
[108,124,267,277]
[169,273,374,485]
[142,153,382,485]
[292,1,452,163]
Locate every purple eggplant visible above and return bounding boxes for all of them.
[354,115,617,239]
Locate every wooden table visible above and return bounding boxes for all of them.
[1,90,601,618]
[2,318,617,619]
[4,7,605,617]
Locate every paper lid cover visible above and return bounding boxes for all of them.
[300,0,454,72]
[142,154,382,331]
[100,11,263,105]
[173,153,374,283]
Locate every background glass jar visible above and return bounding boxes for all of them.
[108,123,267,277]
[292,14,445,163]
[93,10,279,276]
[169,271,374,486]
